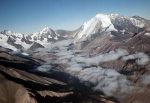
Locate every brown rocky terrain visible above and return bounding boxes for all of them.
[0,52,119,103]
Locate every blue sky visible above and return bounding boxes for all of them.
[0,0,150,34]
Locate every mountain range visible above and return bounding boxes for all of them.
[0,13,150,103]
[1,13,150,52]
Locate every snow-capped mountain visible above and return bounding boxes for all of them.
[0,13,150,52]
[26,27,68,44]
[73,13,150,39]
[29,27,58,42]
[74,13,118,39]
[0,30,31,51]
[0,27,68,51]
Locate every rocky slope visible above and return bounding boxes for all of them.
[0,51,118,103]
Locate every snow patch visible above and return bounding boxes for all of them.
[129,18,145,28]
[120,29,125,34]
[54,36,58,40]
[0,34,17,51]
[145,33,150,36]
[15,38,32,49]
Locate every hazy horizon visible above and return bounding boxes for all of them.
[0,0,150,34]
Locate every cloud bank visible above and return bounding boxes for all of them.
[33,39,149,97]
[67,66,134,97]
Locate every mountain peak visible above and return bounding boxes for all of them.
[95,13,119,19]
[74,13,118,39]
[42,27,50,31]
[95,13,110,19]
[74,13,149,39]
[39,27,53,34]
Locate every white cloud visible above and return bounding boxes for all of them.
[140,75,150,84]
[145,33,150,36]
[122,52,149,65]
[71,49,128,66]
[74,67,134,97]
[11,49,23,55]
[35,65,52,72]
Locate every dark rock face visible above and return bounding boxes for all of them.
[29,42,44,51]
[7,36,16,44]
[111,17,140,34]
[47,38,56,42]
[7,37,24,50]
[55,30,73,36]
[26,34,32,40]
[57,36,66,40]
[21,35,33,44]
